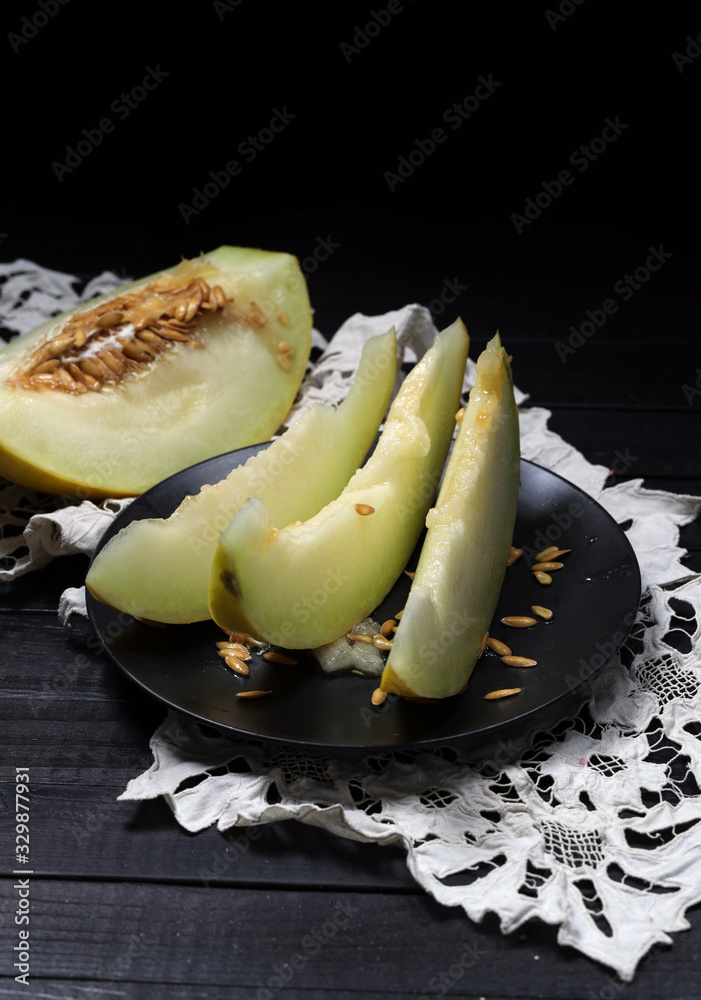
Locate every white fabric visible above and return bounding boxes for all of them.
[2,260,700,981]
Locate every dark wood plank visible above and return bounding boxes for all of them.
[0,782,414,891]
[1,878,695,997]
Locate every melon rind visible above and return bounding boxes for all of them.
[0,246,312,498]
[381,333,520,700]
[208,319,470,649]
[85,328,397,623]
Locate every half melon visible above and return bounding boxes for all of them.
[86,327,397,623]
[0,246,312,499]
[208,318,469,649]
[381,333,520,700]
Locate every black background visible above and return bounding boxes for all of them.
[1,0,697,364]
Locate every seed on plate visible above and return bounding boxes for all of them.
[487,637,512,656]
[216,640,251,657]
[547,548,571,559]
[373,634,393,650]
[502,655,537,667]
[347,633,373,643]
[355,503,375,516]
[381,619,397,637]
[263,651,297,664]
[534,571,552,585]
[531,561,563,572]
[501,615,538,628]
[531,605,553,621]
[395,608,404,619]
[506,546,523,566]
[236,690,272,699]
[404,571,415,580]
[484,688,522,700]
[371,688,387,706]
[225,655,250,675]
[478,631,489,657]
[535,545,559,561]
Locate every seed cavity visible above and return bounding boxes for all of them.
[355,503,375,516]
[484,688,522,700]
[487,637,512,656]
[11,270,232,394]
[534,571,552,585]
[371,688,387,706]
[506,546,523,566]
[531,605,553,621]
[502,655,538,667]
[501,616,538,628]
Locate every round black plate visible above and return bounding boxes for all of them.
[86,445,641,754]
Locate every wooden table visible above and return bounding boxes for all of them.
[1,2,699,993]
[1,263,700,998]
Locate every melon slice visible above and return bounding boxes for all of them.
[208,318,469,649]
[381,333,520,700]
[0,246,312,498]
[86,327,397,623]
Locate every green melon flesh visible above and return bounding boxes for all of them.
[381,333,520,700]
[208,318,470,649]
[0,246,312,498]
[86,328,397,623]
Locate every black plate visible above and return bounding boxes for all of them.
[86,445,641,755]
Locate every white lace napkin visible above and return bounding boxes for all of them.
[2,260,700,981]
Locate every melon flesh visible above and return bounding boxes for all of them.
[208,319,469,649]
[0,246,312,498]
[381,333,520,700]
[85,328,397,623]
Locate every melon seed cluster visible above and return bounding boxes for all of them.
[481,543,570,700]
[9,274,231,394]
